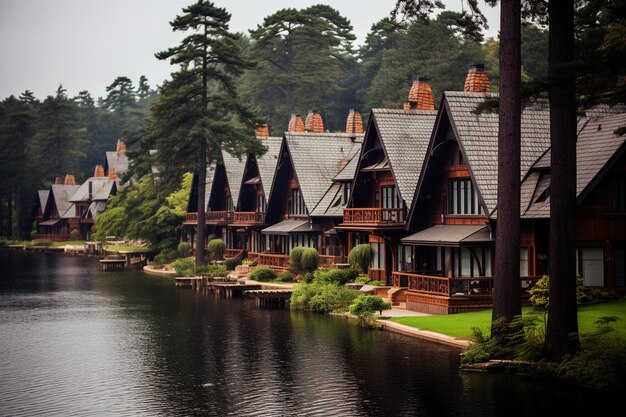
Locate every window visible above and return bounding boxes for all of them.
[342,182,351,205]
[396,244,413,272]
[288,189,307,215]
[381,186,401,208]
[257,194,266,213]
[453,247,492,277]
[370,242,385,269]
[576,248,604,287]
[226,195,234,212]
[448,179,483,215]
[611,175,626,212]
[520,247,529,277]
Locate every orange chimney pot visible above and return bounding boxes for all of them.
[404,77,435,111]
[254,124,269,138]
[464,64,491,93]
[346,109,364,134]
[288,114,305,132]
[94,165,105,177]
[64,174,76,185]
[305,110,324,133]
[108,168,117,180]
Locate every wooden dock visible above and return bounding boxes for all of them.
[99,258,126,271]
[245,289,293,308]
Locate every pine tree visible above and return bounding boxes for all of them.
[153,0,264,266]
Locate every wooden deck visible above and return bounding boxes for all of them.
[245,289,293,308]
[99,259,126,271]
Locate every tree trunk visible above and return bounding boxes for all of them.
[286,38,293,115]
[14,185,22,240]
[492,0,522,328]
[544,0,580,360]
[195,24,209,267]
[0,193,4,237]
[7,192,13,239]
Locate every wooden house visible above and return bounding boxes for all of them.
[251,112,364,269]
[37,175,80,240]
[337,79,437,283]
[104,139,129,182]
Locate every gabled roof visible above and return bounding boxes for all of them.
[69,177,115,203]
[203,164,216,210]
[443,92,551,213]
[50,184,80,218]
[333,152,359,181]
[284,133,363,213]
[521,112,626,218]
[38,190,49,213]
[221,151,247,208]
[310,182,344,217]
[370,109,437,211]
[255,137,282,200]
[105,151,129,177]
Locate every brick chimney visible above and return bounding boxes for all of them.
[54,176,63,184]
[403,77,434,111]
[304,110,324,133]
[64,174,75,185]
[346,109,364,134]
[94,165,105,177]
[464,64,491,93]
[116,139,126,154]
[254,124,269,138]
[288,114,305,132]
[108,168,117,180]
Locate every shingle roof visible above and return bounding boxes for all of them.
[221,151,247,208]
[333,152,360,181]
[520,112,626,218]
[255,137,282,200]
[310,182,344,217]
[444,91,552,213]
[105,151,129,177]
[38,190,49,213]
[285,133,363,213]
[69,177,114,203]
[50,184,80,218]
[372,108,437,212]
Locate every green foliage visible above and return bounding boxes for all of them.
[177,242,191,257]
[195,264,228,277]
[529,274,585,312]
[166,172,193,217]
[355,275,370,284]
[290,282,359,313]
[223,256,242,271]
[32,240,53,247]
[0,239,7,248]
[275,271,294,283]
[249,267,277,282]
[314,268,359,285]
[349,294,391,316]
[70,229,80,240]
[301,272,315,284]
[153,253,169,265]
[289,246,306,274]
[172,258,196,277]
[207,238,226,261]
[348,244,374,273]
[300,248,320,273]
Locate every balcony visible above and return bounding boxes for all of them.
[342,208,404,228]
[391,271,541,314]
[185,211,233,224]
[232,211,266,225]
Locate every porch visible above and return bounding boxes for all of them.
[184,211,233,225]
[247,252,346,271]
[232,211,266,226]
[391,271,540,314]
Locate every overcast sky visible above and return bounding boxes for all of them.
[0,0,499,100]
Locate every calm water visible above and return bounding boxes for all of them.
[0,250,617,416]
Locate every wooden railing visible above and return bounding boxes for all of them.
[233,211,265,224]
[391,271,541,297]
[36,234,70,242]
[343,208,404,225]
[319,255,345,267]
[185,211,233,223]
[368,268,386,282]
[224,249,245,259]
[248,252,291,269]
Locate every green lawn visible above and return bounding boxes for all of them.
[52,240,85,247]
[389,301,626,340]
[105,244,150,252]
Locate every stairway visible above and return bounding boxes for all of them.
[228,264,251,281]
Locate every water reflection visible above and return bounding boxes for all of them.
[0,250,617,416]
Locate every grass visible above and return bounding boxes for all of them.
[104,244,149,252]
[390,301,626,340]
[51,240,85,247]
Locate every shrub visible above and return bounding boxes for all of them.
[0,239,7,248]
[250,267,277,282]
[70,229,80,240]
[300,248,319,273]
[177,242,191,257]
[348,244,374,273]
[291,282,358,313]
[349,295,391,316]
[30,230,37,240]
[529,274,585,312]
[314,268,359,285]
[207,238,225,261]
[207,234,217,242]
[301,272,315,283]
[195,264,228,277]
[154,253,169,265]
[223,257,242,271]
[172,258,196,277]
[355,275,370,284]
[32,240,53,247]
[290,246,306,274]
[369,280,386,286]
[276,271,294,283]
